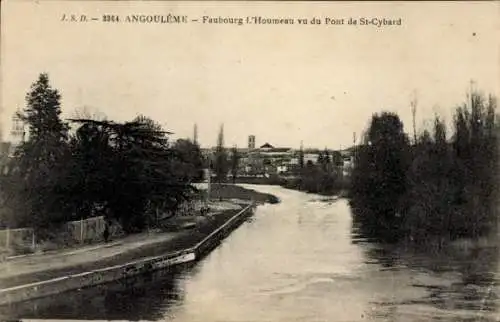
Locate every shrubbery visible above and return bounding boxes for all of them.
[281,154,347,196]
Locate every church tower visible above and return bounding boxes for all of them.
[9,107,26,157]
[248,135,256,149]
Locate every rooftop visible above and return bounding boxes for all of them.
[260,143,274,149]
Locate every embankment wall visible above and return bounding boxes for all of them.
[0,203,255,306]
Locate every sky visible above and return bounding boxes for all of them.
[1,1,499,149]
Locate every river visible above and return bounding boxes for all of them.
[2,185,499,321]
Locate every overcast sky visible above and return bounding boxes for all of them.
[1,1,499,149]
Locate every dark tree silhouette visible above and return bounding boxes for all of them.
[230,146,240,184]
[10,73,72,234]
[214,124,228,183]
[350,112,411,241]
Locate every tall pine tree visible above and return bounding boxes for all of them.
[15,73,71,234]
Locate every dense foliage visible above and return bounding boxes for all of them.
[0,74,204,238]
[350,92,499,243]
[282,149,346,195]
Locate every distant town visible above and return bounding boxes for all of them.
[0,111,356,179]
[201,137,355,179]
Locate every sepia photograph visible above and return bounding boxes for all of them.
[0,1,499,321]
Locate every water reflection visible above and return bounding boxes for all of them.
[353,220,500,321]
[0,265,191,321]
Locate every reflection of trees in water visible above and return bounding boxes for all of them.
[0,264,194,321]
[351,219,500,321]
[350,207,405,244]
[403,245,498,316]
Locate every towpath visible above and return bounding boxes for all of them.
[0,230,185,290]
[0,200,246,290]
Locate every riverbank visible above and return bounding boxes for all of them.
[225,175,349,198]
[280,179,349,197]
[1,182,278,258]
[0,208,255,305]
[0,207,224,287]
[0,184,281,305]
[205,183,280,204]
[231,175,285,185]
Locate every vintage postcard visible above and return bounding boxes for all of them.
[0,1,499,321]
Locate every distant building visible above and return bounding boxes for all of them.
[9,108,26,157]
[245,143,295,175]
[340,148,355,177]
[248,135,256,149]
[304,153,318,164]
[0,108,26,174]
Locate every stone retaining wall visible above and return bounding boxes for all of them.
[0,203,255,306]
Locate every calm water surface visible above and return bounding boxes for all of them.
[2,185,499,321]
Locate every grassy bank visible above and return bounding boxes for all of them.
[280,175,349,197]
[231,175,285,185]
[208,183,280,204]
[229,175,349,198]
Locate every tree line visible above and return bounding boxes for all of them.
[350,90,499,243]
[0,74,205,239]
